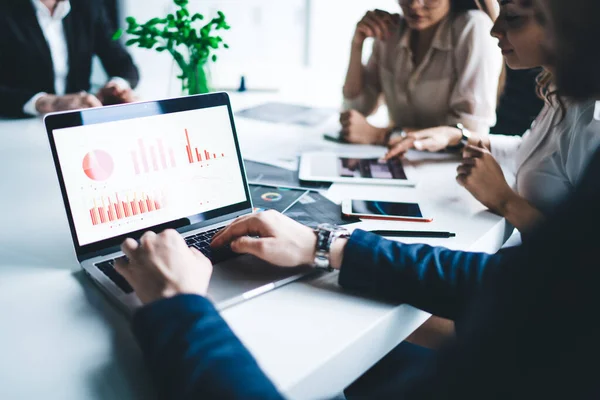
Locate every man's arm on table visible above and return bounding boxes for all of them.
[338,230,515,321]
[122,211,515,399]
[133,295,283,400]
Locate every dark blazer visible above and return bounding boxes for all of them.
[132,235,509,398]
[0,0,139,118]
[133,148,600,399]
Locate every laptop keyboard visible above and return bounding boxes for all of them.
[94,227,235,294]
[183,227,235,263]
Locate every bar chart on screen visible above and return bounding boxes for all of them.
[88,190,166,226]
[128,128,228,176]
[131,137,177,175]
[184,128,226,165]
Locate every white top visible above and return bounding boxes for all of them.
[490,99,600,215]
[344,10,502,133]
[23,0,130,116]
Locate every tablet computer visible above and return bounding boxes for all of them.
[298,152,416,186]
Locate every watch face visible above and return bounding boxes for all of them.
[317,223,337,232]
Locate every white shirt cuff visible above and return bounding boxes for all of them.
[108,77,131,90]
[23,92,48,116]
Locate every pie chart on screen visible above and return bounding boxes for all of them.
[82,150,114,181]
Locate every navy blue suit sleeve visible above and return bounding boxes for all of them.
[133,295,284,400]
[339,230,514,320]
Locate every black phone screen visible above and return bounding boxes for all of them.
[351,200,423,217]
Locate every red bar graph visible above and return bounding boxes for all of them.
[138,139,149,173]
[158,139,168,169]
[132,138,177,175]
[122,201,130,217]
[131,151,140,175]
[183,128,225,165]
[169,148,177,168]
[131,199,139,215]
[185,129,193,163]
[89,192,164,225]
[150,146,159,172]
[139,199,147,214]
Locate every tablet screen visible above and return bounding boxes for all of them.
[338,158,407,180]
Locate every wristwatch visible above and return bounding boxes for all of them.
[386,127,408,145]
[454,122,471,147]
[313,223,351,271]
[451,123,471,149]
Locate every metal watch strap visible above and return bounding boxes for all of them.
[313,224,350,271]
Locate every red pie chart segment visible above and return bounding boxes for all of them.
[83,150,114,181]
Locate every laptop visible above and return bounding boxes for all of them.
[44,92,313,313]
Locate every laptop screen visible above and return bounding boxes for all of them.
[48,94,250,253]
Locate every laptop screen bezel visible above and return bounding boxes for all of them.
[44,92,253,259]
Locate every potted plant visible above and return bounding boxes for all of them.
[113,0,230,95]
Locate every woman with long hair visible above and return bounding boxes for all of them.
[340,0,503,145]
[386,0,600,237]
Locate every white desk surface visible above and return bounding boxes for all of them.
[0,92,510,400]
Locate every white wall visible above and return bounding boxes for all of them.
[308,0,399,92]
[113,0,399,99]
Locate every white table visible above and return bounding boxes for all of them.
[0,92,510,400]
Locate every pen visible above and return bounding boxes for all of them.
[370,230,456,238]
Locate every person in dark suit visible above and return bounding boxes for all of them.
[0,0,139,118]
[111,0,600,398]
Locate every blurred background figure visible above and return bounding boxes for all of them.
[340,0,502,146]
[0,0,139,118]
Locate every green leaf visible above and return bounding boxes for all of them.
[156,46,167,52]
[223,43,229,49]
[126,16,137,25]
[112,28,123,40]
[147,17,162,26]
[192,13,204,21]
[125,38,139,46]
[212,54,217,62]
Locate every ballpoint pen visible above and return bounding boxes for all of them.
[370,230,456,238]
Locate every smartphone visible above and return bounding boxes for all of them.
[341,199,433,222]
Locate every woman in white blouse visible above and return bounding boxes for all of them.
[340,0,503,145]
[387,0,600,235]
